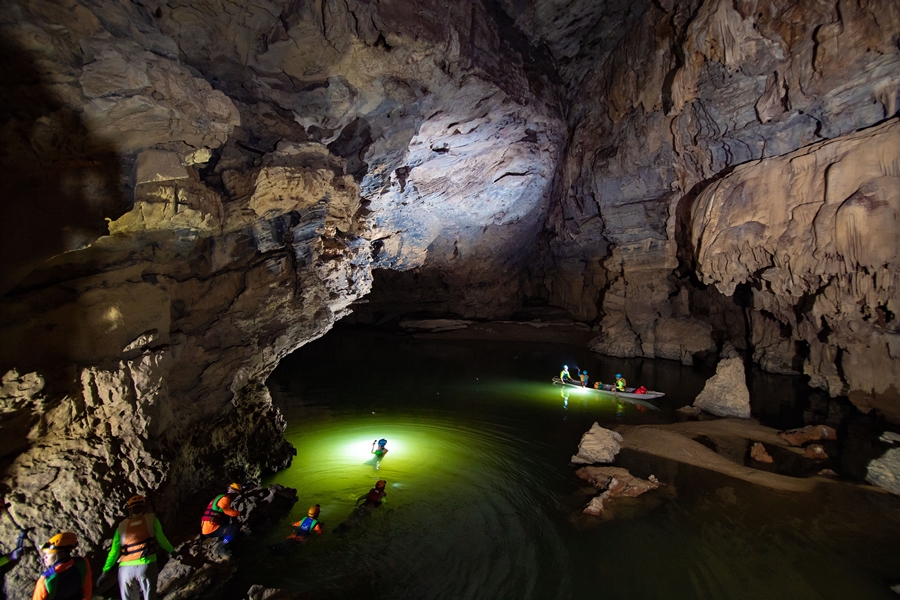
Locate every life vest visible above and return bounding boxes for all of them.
[41,557,88,600]
[118,513,157,562]
[201,494,227,526]
[615,378,626,391]
[635,386,647,395]
[365,488,385,504]
[296,517,318,535]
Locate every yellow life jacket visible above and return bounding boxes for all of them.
[118,513,156,562]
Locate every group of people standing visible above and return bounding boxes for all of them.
[560,365,627,391]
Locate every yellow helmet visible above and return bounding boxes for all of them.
[126,495,146,509]
[41,532,78,552]
[308,504,320,518]
[228,482,243,493]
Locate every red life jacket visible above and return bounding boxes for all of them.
[635,386,647,394]
[201,494,227,525]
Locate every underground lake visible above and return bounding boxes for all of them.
[223,327,900,600]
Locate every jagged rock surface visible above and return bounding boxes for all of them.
[571,423,623,465]
[866,448,900,497]
[693,357,751,418]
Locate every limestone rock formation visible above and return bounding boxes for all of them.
[576,466,660,516]
[571,423,623,464]
[750,442,773,464]
[866,448,900,497]
[693,358,751,418]
[778,425,838,447]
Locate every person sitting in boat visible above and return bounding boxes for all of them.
[372,439,388,456]
[579,370,589,387]
[288,505,323,542]
[615,374,627,391]
[560,365,572,382]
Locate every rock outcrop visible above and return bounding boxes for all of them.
[693,357,751,418]
[866,448,900,497]
[576,466,659,516]
[571,423,623,464]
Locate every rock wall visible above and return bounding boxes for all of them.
[530,0,900,402]
[691,119,900,421]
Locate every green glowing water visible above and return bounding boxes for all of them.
[228,328,900,600]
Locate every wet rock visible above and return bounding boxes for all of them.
[693,358,751,419]
[750,443,774,464]
[571,423,623,464]
[576,466,659,516]
[246,586,305,600]
[881,432,900,445]
[778,425,838,447]
[676,406,703,420]
[398,319,473,333]
[804,445,829,460]
[866,448,900,496]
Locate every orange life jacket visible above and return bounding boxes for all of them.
[118,513,157,562]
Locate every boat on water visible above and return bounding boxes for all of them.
[551,377,665,402]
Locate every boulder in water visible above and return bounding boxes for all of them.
[693,358,751,418]
[571,423,623,464]
[778,425,838,446]
[866,448,900,496]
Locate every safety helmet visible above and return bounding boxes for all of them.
[563,365,568,369]
[375,480,386,489]
[126,495,146,509]
[583,371,588,375]
[308,504,321,518]
[377,439,387,446]
[616,374,622,378]
[227,482,242,493]
[41,532,78,552]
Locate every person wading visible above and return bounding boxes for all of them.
[32,532,91,600]
[97,494,174,599]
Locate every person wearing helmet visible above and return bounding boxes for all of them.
[560,365,572,383]
[33,532,91,600]
[288,505,323,541]
[371,439,388,457]
[359,480,387,508]
[200,483,243,547]
[615,373,626,392]
[97,494,174,600]
[579,370,589,388]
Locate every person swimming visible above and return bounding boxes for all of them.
[359,480,387,507]
[287,505,323,542]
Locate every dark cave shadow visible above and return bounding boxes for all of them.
[0,35,129,296]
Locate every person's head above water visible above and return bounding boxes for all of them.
[375,480,386,490]
[308,504,320,518]
[377,438,387,447]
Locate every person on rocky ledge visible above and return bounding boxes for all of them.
[32,532,91,600]
[200,482,243,553]
[97,494,174,600]
[288,505,324,542]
